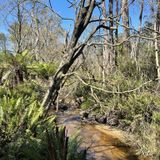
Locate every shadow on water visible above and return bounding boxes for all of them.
[80,124,139,160]
[56,111,146,160]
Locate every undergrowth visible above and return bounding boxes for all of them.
[73,55,160,159]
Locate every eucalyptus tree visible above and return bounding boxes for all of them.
[154,0,160,82]
[121,0,130,55]
[41,0,116,111]
[101,0,115,86]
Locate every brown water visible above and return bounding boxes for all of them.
[57,110,148,160]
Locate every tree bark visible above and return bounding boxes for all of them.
[154,0,160,82]
[15,0,24,84]
[121,0,130,55]
[41,0,115,111]
[131,0,144,61]
[42,0,96,110]
[101,0,115,85]
[115,0,119,43]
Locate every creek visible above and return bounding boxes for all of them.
[56,109,149,160]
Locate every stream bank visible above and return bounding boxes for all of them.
[53,108,149,160]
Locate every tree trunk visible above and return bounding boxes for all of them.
[131,0,144,60]
[121,0,130,55]
[154,0,160,82]
[101,0,115,85]
[17,0,22,55]
[15,0,24,84]
[41,49,76,109]
[115,0,119,43]
[41,0,114,111]
[41,0,96,111]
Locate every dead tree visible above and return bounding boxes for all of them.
[41,0,114,111]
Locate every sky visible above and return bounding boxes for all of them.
[0,0,153,36]
[51,0,152,33]
[52,0,141,30]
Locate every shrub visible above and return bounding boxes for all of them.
[47,126,86,160]
[80,98,93,110]
[0,92,55,159]
[28,62,58,79]
[0,85,87,160]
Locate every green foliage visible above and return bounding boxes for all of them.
[117,56,140,79]
[80,98,93,110]
[0,89,56,159]
[73,83,94,110]
[74,84,90,98]
[117,52,157,80]
[0,50,32,71]
[47,126,86,160]
[28,61,58,79]
[153,112,160,124]
[0,80,86,160]
[133,123,160,159]
[0,51,58,87]
[118,92,159,120]
[0,87,7,97]
[0,50,86,160]
[138,48,157,79]
[47,126,68,160]
[68,134,87,160]
[75,54,160,159]
[0,50,33,86]
[11,81,44,99]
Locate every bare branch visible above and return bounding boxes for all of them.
[72,72,160,94]
[34,0,75,22]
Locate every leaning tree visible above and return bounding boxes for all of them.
[41,0,116,111]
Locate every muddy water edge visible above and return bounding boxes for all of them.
[54,110,149,160]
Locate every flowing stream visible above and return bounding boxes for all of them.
[56,110,149,160]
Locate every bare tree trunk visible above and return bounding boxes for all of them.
[131,0,144,61]
[154,0,160,82]
[115,0,119,43]
[42,0,96,110]
[17,0,22,55]
[101,0,115,85]
[121,0,130,55]
[14,0,24,84]
[115,0,121,65]
[109,0,115,69]
[109,0,114,44]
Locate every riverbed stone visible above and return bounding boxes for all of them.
[107,115,119,126]
[59,103,69,111]
[95,115,107,124]
[80,111,89,118]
